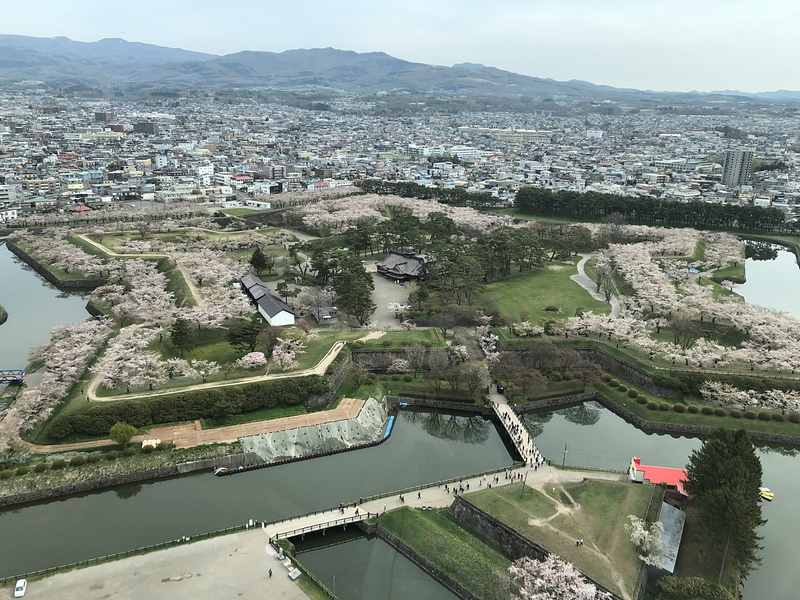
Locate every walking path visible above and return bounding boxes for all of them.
[19,462,625,600]
[572,253,621,317]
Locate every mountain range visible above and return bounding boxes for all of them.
[0,34,796,104]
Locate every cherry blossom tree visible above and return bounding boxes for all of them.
[508,555,611,600]
[624,515,665,567]
[238,352,268,369]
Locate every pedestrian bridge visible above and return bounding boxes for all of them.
[0,370,26,384]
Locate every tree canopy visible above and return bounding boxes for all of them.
[684,428,765,580]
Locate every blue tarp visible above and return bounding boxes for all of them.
[384,415,396,439]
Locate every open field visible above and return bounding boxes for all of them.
[468,480,656,598]
[483,261,611,325]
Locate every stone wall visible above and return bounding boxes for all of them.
[0,466,180,508]
[574,347,681,398]
[448,496,620,599]
[6,241,105,290]
[375,525,479,600]
[385,395,493,416]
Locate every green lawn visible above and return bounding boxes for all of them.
[469,479,655,598]
[357,328,446,348]
[219,208,260,216]
[378,507,512,600]
[483,262,611,325]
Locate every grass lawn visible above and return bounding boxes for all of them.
[482,261,611,325]
[469,479,655,598]
[357,328,446,348]
[378,507,512,600]
[201,404,309,429]
[219,208,260,216]
[370,373,483,403]
[673,511,738,595]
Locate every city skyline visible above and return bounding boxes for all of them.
[2,0,798,94]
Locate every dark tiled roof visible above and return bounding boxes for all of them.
[256,293,294,318]
[376,252,425,278]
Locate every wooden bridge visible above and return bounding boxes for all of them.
[0,370,26,384]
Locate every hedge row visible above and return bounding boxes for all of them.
[47,377,326,439]
[653,371,800,397]
[656,576,734,600]
[0,445,172,479]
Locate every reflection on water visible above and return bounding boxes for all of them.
[295,529,458,600]
[0,409,512,577]
[403,408,492,444]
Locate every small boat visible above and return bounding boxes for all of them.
[759,487,774,502]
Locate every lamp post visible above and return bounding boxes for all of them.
[519,469,529,499]
[562,443,568,468]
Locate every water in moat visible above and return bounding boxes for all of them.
[2,241,800,598]
[0,408,513,576]
[295,528,458,600]
[0,243,89,369]
[737,243,800,319]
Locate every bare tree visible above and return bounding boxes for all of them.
[405,342,428,378]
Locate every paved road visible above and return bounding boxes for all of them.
[8,462,624,600]
[572,253,621,317]
[5,529,309,600]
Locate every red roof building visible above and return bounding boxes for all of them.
[629,457,689,498]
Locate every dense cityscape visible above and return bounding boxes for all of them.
[1,14,800,600]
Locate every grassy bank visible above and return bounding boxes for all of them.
[378,507,512,600]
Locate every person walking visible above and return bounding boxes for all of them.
[269,568,272,578]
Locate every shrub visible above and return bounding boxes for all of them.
[0,469,12,480]
[647,401,659,410]
[51,459,67,470]
[70,456,86,467]
[15,466,29,476]
[656,576,735,600]
[772,413,785,422]
[659,402,670,411]
[687,405,699,414]
[730,409,742,418]
[142,444,155,454]
[365,377,375,385]
[701,406,714,415]
[124,447,136,457]
[87,453,102,463]
[617,384,627,393]
[34,463,48,473]
[608,379,619,387]
[403,374,413,382]
[562,372,573,381]
[627,388,639,398]
[673,403,686,413]
[714,407,727,417]
[551,372,563,382]
[758,411,772,421]
[789,412,800,424]
[380,374,388,380]
[745,410,757,420]
[390,374,400,381]
[637,396,648,405]
[106,450,119,461]
[156,441,171,451]
[602,373,612,382]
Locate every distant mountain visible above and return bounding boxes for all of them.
[0,35,215,65]
[0,35,796,105]
[712,88,800,101]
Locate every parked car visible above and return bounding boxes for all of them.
[14,578,27,597]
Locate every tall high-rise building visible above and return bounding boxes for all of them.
[722,149,753,186]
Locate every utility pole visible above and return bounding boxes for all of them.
[519,470,529,499]
[562,443,568,468]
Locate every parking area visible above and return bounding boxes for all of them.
[369,271,410,328]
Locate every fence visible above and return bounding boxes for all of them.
[0,522,250,585]
[268,538,338,599]
[268,512,376,543]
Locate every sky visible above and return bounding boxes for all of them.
[3,0,799,93]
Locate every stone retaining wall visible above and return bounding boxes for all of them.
[448,496,620,600]
[6,241,105,290]
[0,465,179,508]
[574,347,681,398]
[375,525,479,600]
[385,395,493,416]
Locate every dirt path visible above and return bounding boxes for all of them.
[22,341,348,454]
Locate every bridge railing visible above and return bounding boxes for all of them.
[268,512,376,542]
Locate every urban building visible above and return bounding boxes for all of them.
[722,149,753,186]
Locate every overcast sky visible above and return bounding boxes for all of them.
[4,0,797,93]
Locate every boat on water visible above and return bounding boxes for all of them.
[759,487,774,502]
